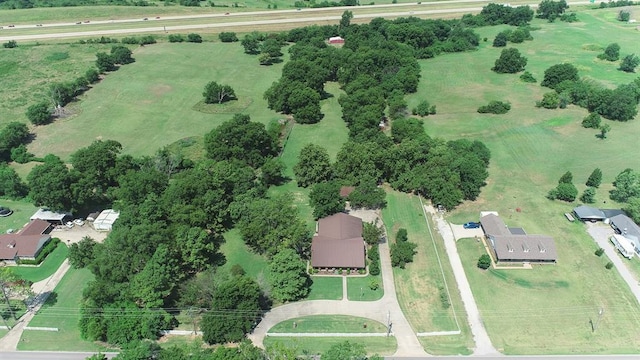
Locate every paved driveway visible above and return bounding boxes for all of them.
[450,224,484,241]
[585,223,640,306]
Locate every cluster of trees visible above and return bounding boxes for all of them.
[0,122,30,198]
[580,168,602,203]
[608,168,640,224]
[241,32,286,65]
[168,33,205,43]
[538,63,640,121]
[492,27,533,47]
[599,0,640,8]
[90,339,383,360]
[598,43,620,61]
[536,0,569,21]
[475,3,534,26]
[364,223,383,276]
[293,0,358,9]
[547,171,578,202]
[121,35,157,45]
[390,228,417,268]
[96,45,135,73]
[477,100,511,114]
[0,0,152,9]
[412,100,436,116]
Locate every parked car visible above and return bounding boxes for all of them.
[36,24,43,27]
[65,221,74,228]
[0,207,12,217]
[463,222,480,229]
[155,16,161,19]
[84,20,90,23]
[143,17,148,20]
[73,218,85,226]
[75,21,82,24]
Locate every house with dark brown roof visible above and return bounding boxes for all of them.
[0,219,52,264]
[480,213,557,263]
[311,213,365,269]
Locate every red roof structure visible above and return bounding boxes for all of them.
[311,213,365,268]
[0,220,52,262]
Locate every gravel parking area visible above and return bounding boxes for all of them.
[50,224,108,244]
[450,223,484,241]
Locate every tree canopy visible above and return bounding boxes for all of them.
[268,248,312,302]
[293,143,334,187]
[203,81,237,104]
[492,48,527,73]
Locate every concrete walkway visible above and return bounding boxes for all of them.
[586,223,640,306]
[424,205,499,356]
[249,217,428,357]
[0,259,71,351]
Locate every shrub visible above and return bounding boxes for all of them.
[396,228,408,243]
[492,31,508,47]
[219,32,238,42]
[477,254,491,269]
[369,279,379,291]
[10,144,34,164]
[121,37,140,44]
[595,247,604,257]
[390,241,417,268]
[369,260,380,275]
[3,40,17,48]
[619,54,639,73]
[580,187,596,203]
[439,286,450,309]
[582,113,601,128]
[537,92,560,109]
[548,182,578,202]
[26,102,51,125]
[187,33,203,43]
[477,100,511,114]
[168,34,185,42]
[597,43,620,61]
[520,71,537,83]
[605,261,614,269]
[560,12,578,22]
[618,10,630,21]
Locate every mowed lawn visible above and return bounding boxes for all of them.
[19,267,110,351]
[12,242,69,283]
[28,42,285,160]
[269,315,387,333]
[410,10,640,354]
[0,199,38,234]
[381,190,474,354]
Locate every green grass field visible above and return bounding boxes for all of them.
[263,336,397,356]
[12,242,69,283]
[25,41,285,160]
[18,267,110,351]
[381,190,474,354]
[346,274,383,301]
[307,276,343,300]
[269,315,387,333]
[0,199,39,234]
[219,228,268,279]
[407,10,640,354]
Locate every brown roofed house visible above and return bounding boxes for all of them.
[0,220,52,264]
[311,213,365,269]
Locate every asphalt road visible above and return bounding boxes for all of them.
[0,351,118,359]
[0,0,594,42]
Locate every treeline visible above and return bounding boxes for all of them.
[0,0,151,9]
[263,16,490,209]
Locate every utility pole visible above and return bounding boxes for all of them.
[1,283,16,321]
[593,307,604,332]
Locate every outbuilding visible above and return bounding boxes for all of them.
[610,234,635,259]
[573,205,606,222]
[30,208,72,225]
[93,209,120,231]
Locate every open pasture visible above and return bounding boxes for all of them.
[410,9,640,354]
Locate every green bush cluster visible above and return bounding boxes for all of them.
[477,254,491,269]
[477,100,511,114]
[390,228,417,268]
[368,244,380,275]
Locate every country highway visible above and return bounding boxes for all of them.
[0,0,593,42]
[2,352,640,359]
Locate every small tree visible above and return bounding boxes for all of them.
[477,254,491,269]
[619,54,640,73]
[599,123,611,139]
[541,63,579,89]
[396,228,408,243]
[187,33,203,43]
[582,113,601,129]
[363,222,383,246]
[202,81,236,104]
[168,34,185,43]
[520,71,537,83]
[26,102,51,125]
[218,32,238,42]
[537,92,560,109]
[617,10,631,22]
[492,31,508,47]
[586,168,602,188]
[492,48,528,73]
[558,171,573,184]
[110,45,134,64]
[594,247,604,256]
[85,68,100,84]
[550,182,578,201]
[95,52,116,73]
[390,241,417,268]
[605,261,614,269]
[598,43,620,61]
[580,187,596,203]
[412,100,435,116]
[3,40,17,48]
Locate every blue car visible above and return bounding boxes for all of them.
[463,222,480,229]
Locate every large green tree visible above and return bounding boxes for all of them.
[110,45,135,64]
[541,63,579,89]
[201,275,263,344]
[0,122,30,161]
[0,164,28,199]
[536,0,568,21]
[610,168,640,202]
[492,48,527,73]
[69,236,97,269]
[619,54,640,73]
[309,181,345,219]
[268,248,312,302]
[26,102,51,125]
[203,81,237,104]
[27,154,75,211]
[129,244,181,308]
[204,114,277,168]
[293,143,333,187]
[586,168,602,188]
[348,178,387,209]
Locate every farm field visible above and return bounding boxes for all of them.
[409,9,640,354]
[18,267,110,351]
[24,41,285,160]
[381,190,474,354]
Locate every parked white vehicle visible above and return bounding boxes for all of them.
[610,234,635,259]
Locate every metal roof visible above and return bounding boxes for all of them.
[311,213,365,268]
[480,214,510,237]
[573,206,606,220]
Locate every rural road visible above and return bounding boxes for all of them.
[423,204,499,356]
[0,0,594,42]
[0,259,71,351]
[586,223,640,305]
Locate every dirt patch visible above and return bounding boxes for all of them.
[50,224,108,244]
[149,84,172,97]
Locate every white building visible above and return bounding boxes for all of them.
[610,234,635,259]
[93,209,120,231]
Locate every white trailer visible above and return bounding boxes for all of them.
[610,234,635,259]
